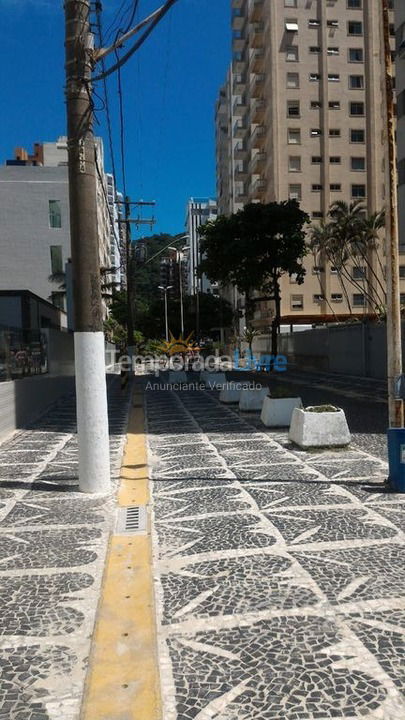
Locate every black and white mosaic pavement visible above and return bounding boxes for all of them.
[0,375,130,719]
[146,380,405,720]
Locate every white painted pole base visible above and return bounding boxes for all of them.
[74,332,111,494]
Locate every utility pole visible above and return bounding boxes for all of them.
[382,0,403,428]
[64,0,110,493]
[124,196,135,351]
[158,285,173,341]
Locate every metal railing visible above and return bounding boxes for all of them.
[0,326,48,382]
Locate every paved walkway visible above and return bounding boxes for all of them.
[0,376,130,720]
[145,379,405,720]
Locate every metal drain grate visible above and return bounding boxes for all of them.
[115,505,147,534]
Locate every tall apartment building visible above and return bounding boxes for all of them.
[217,0,400,329]
[185,197,219,296]
[0,137,119,319]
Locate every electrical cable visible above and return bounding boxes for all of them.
[92,0,179,83]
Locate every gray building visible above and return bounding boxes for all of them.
[0,164,70,307]
[185,197,219,296]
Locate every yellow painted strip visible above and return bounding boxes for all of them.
[82,390,161,720]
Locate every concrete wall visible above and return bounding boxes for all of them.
[0,374,75,443]
[43,328,75,376]
[275,322,391,379]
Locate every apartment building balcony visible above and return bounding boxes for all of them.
[232,6,246,32]
[250,22,264,48]
[235,188,248,204]
[233,96,248,117]
[250,150,266,173]
[251,97,265,123]
[251,177,267,199]
[250,73,265,98]
[234,141,248,160]
[234,118,249,138]
[250,47,265,73]
[250,124,266,149]
[232,30,247,53]
[232,50,247,73]
[235,163,248,181]
[249,0,264,22]
[233,73,247,94]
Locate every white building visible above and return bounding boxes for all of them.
[185,197,219,295]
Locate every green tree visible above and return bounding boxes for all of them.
[198,201,309,356]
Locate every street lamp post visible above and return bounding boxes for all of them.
[158,285,173,341]
[168,244,189,337]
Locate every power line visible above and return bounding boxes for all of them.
[95,5,118,184]
[92,0,180,83]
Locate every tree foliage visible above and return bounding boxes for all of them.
[198,201,309,355]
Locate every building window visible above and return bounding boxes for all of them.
[329,101,341,109]
[289,184,302,200]
[327,47,340,55]
[349,48,364,62]
[351,157,366,171]
[327,20,339,28]
[308,19,320,27]
[399,266,405,278]
[312,184,322,192]
[312,265,324,274]
[350,128,365,142]
[353,293,365,306]
[350,101,365,115]
[285,0,298,6]
[50,245,63,274]
[330,183,342,191]
[328,74,340,82]
[309,73,321,82]
[312,211,323,218]
[289,156,301,172]
[401,294,405,305]
[311,156,322,164]
[311,100,322,109]
[351,184,366,198]
[313,294,324,302]
[287,72,300,88]
[309,46,321,54]
[330,156,341,164]
[353,266,366,279]
[311,128,322,136]
[348,21,363,35]
[331,293,343,302]
[348,0,362,7]
[287,100,300,117]
[286,45,299,61]
[329,128,341,137]
[49,200,62,228]
[288,128,301,144]
[349,74,364,89]
[291,294,304,310]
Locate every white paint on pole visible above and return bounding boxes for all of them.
[74,332,110,494]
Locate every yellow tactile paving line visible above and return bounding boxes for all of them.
[82,386,161,720]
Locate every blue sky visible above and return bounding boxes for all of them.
[0,0,230,234]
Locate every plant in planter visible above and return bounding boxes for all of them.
[289,404,350,448]
[261,388,302,427]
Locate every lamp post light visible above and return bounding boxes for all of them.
[158,285,173,341]
[167,244,189,337]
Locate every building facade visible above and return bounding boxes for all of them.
[0,137,118,320]
[217,0,400,329]
[185,197,219,296]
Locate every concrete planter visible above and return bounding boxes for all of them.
[168,371,187,384]
[219,385,242,404]
[260,396,302,427]
[239,387,269,412]
[200,371,227,388]
[289,406,351,448]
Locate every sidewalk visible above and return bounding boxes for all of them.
[1,372,404,719]
[145,379,405,720]
[0,376,130,720]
